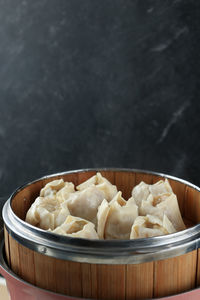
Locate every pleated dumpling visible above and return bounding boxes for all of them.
[130,214,176,239]
[51,215,99,239]
[66,185,105,225]
[76,172,118,201]
[131,179,185,231]
[140,193,185,231]
[149,179,172,196]
[131,181,150,207]
[131,179,173,208]
[56,182,75,202]
[99,192,138,240]
[25,196,70,230]
[40,179,66,198]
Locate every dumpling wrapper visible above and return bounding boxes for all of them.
[76,172,118,201]
[66,185,105,225]
[131,181,150,208]
[104,192,138,240]
[40,179,66,198]
[25,196,70,230]
[51,215,99,239]
[97,199,110,239]
[149,179,172,197]
[56,182,75,202]
[140,193,185,231]
[131,179,173,208]
[130,214,176,239]
[131,179,185,231]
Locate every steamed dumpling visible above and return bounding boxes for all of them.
[140,193,185,231]
[132,179,185,231]
[131,179,173,208]
[51,215,99,239]
[76,172,118,201]
[130,214,176,239]
[56,182,75,202]
[131,181,150,207]
[66,185,105,225]
[25,196,70,230]
[149,179,172,196]
[103,192,138,240]
[40,179,66,198]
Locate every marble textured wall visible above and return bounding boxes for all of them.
[0,0,200,199]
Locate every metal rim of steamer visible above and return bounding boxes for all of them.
[3,168,200,264]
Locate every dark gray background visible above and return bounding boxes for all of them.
[0,0,200,202]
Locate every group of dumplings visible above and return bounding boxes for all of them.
[25,173,186,240]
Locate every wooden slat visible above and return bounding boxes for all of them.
[4,227,10,267]
[90,264,98,299]
[196,249,200,287]
[99,171,115,185]
[8,235,20,277]
[67,261,82,297]
[34,251,57,293]
[168,179,186,218]
[77,171,96,185]
[135,173,153,185]
[126,262,154,300]
[18,243,35,285]
[184,186,200,224]
[54,258,70,294]
[115,171,135,200]
[96,264,125,300]
[81,263,93,298]
[154,251,197,298]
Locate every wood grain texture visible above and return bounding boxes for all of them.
[34,250,57,293]
[18,242,35,285]
[8,233,20,276]
[135,172,153,185]
[77,171,96,186]
[184,186,200,224]
[4,227,10,267]
[153,250,197,298]
[115,171,135,199]
[196,249,200,287]
[167,179,186,218]
[126,262,154,300]
[96,264,125,300]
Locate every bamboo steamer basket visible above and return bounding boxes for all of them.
[2,168,200,300]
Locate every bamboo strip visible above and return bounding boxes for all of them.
[126,262,154,300]
[96,264,125,300]
[167,179,186,218]
[135,173,153,185]
[153,250,197,298]
[4,227,10,267]
[184,186,200,224]
[18,242,35,285]
[196,249,200,287]
[8,234,20,277]
[34,250,57,292]
[115,171,135,200]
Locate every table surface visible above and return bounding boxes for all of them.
[0,278,10,300]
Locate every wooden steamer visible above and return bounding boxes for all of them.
[3,169,200,300]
